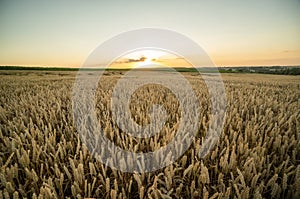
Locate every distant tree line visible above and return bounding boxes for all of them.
[221,66,300,75]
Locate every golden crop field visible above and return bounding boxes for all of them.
[0,70,299,199]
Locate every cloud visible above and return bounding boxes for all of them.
[114,56,147,64]
[282,49,300,53]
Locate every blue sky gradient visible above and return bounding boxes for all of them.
[0,0,299,67]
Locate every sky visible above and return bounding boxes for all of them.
[0,0,300,67]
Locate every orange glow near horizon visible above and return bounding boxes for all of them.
[1,48,299,68]
[108,50,190,69]
[105,48,300,69]
[2,51,300,68]
[210,49,300,67]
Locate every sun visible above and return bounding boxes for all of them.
[110,49,180,69]
[125,50,167,68]
[137,56,155,67]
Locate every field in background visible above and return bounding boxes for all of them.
[1,65,300,75]
[0,70,299,198]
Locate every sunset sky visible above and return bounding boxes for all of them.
[0,0,300,67]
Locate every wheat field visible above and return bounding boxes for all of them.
[0,70,299,198]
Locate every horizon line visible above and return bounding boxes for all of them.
[1,64,300,69]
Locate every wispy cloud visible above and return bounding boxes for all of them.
[282,49,300,53]
[114,56,147,64]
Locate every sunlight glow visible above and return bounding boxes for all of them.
[116,49,179,69]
